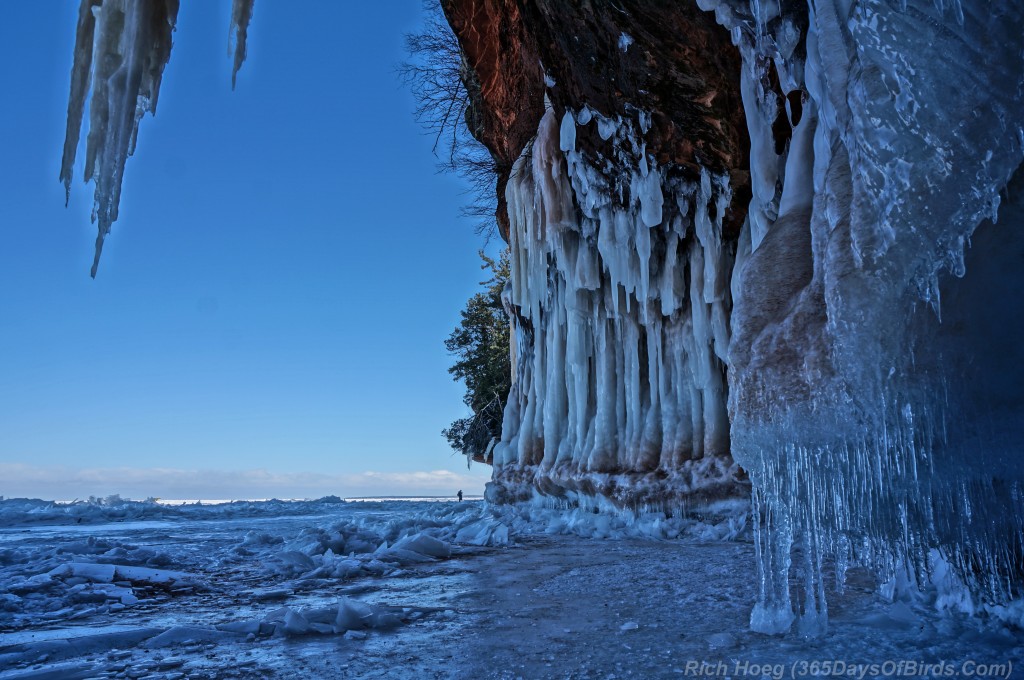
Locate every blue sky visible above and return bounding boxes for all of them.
[0,2,494,499]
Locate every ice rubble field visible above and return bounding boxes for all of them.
[0,498,504,631]
[0,497,1021,679]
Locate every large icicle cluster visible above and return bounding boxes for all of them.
[60,0,179,278]
[697,0,1024,634]
[489,105,744,507]
[61,0,257,276]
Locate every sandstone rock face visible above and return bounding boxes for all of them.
[442,0,546,238]
[442,0,750,240]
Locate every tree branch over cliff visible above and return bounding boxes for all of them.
[400,2,499,239]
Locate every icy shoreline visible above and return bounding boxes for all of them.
[1,498,1021,679]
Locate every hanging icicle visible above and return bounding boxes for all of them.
[230,0,255,89]
[60,0,257,276]
[60,0,179,277]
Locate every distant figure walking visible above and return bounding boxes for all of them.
[457,490,463,502]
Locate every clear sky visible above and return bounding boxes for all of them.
[0,2,494,500]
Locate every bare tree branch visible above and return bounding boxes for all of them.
[399,1,499,240]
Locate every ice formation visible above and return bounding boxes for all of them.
[229,0,255,89]
[49,0,1024,638]
[60,0,178,277]
[491,105,742,506]
[0,497,508,644]
[61,0,256,276]
[479,0,1024,635]
[700,0,1024,634]
[2,498,1019,677]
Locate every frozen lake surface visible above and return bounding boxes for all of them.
[0,498,1020,678]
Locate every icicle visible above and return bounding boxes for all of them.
[61,0,178,277]
[60,0,102,208]
[703,0,1024,635]
[495,107,736,503]
[230,0,256,89]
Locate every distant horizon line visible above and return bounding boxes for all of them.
[34,495,486,506]
[0,463,491,503]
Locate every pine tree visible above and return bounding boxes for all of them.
[443,250,511,463]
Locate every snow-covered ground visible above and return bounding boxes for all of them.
[0,498,1020,679]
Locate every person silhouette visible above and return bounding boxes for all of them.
[457,490,463,502]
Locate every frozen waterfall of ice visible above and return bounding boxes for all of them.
[700,0,1024,635]
[490,106,742,505]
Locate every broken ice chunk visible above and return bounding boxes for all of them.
[390,533,451,558]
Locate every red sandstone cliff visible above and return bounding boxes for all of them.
[441,0,751,239]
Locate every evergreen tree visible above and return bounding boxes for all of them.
[443,250,511,462]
